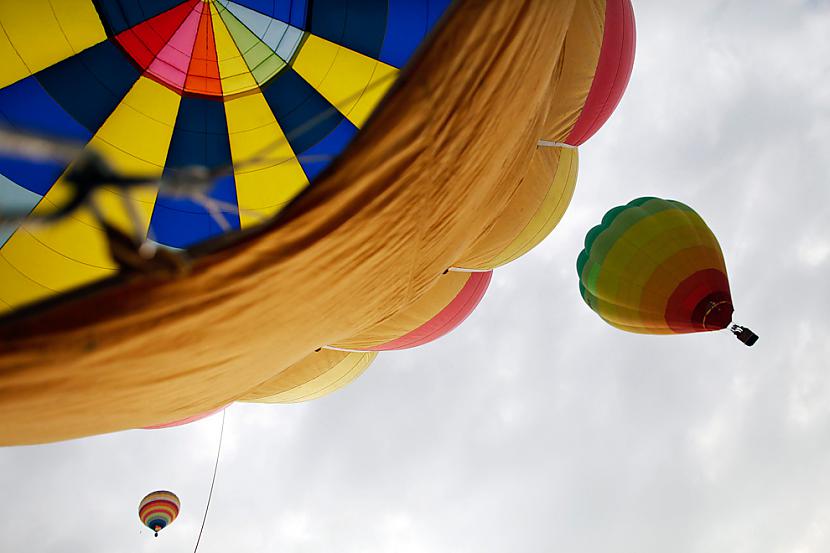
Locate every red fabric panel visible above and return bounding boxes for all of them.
[139,500,179,519]
[665,269,733,333]
[115,0,199,70]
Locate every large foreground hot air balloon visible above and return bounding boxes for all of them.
[577,197,757,345]
[139,490,180,537]
[0,0,636,444]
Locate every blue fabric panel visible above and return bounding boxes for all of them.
[0,76,91,194]
[0,157,64,196]
[298,118,357,182]
[150,97,239,248]
[35,41,140,134]
[226,0,290,23]
[0,76,91,141]
[0,174,42,247]
[289,0,307,27]
[427,0,453,29]
[308,0,387,59]
[163,97,232,171]
[261,67,344,154]
[94,0,188,34]
[150,174,239,248]
[378,0,452,67]
[378,0,429,68]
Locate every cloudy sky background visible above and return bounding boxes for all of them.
[2,1,830,552]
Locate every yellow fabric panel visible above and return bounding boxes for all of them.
[0,0,106,88]
[223,92,309,228]
[50,0,107,53]
[292,34,398,128]
[333,271,470,350]
[542,0,604,142]
[597,243,725,332]
[0,25,31,88]
[0,0,580,444]
[495,147,578,265]
[454,147,578,269]
[240,349,376,403]
[0,254,50,312]
[604,319,676,335]
[209,1,260,96]
[0,78,179,313]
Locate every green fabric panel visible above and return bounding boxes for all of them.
[216,3,286,85]
[251,51,286,84]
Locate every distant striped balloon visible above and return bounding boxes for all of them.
[139,490,180,537]
[577,197,757,345]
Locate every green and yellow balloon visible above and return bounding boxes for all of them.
[577,197,757,345]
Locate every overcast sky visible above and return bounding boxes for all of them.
[2,1,830,552]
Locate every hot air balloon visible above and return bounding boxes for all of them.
[139,490,180,537]
[0,0,636,445]
[577,197,757,346]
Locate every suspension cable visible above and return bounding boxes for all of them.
[193,408,226,553]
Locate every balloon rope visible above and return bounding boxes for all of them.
[193,409,226,553]
[321,345,367,353]
[446,267,493,273]
[536,139,577,149]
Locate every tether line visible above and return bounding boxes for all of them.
[193,408,226,553]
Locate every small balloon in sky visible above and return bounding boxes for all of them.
[139,490,180,538]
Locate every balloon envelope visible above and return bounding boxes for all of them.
[577,197,734,334]
[138,490,180,536]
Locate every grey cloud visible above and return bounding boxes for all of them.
[2,2,830,552]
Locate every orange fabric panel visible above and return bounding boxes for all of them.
[185,2,222,97]
[0,0,579,445]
